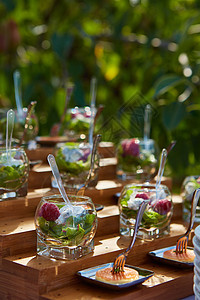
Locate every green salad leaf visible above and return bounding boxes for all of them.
[0,164,26,189]
[68,119,90,134]
[38,212,96,245]
[55,145,90,176]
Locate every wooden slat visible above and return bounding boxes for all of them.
[0,223,190,297]
[28,157,118,189]
[0,189,49,219]
[0,181,183,259]
[40,265,193,300]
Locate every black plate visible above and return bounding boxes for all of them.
[148,246,194,268]
[77,262,154,290]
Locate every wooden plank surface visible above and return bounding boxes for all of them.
[0,142,191,300]
[0,180,183,259]
[0,222,192,297]
[40,265,193,300]
[28,157,118,189]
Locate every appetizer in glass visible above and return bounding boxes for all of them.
[55,142,99,189]
[0,147,29,199]
[118,183,173,240]
[117,138,159,181]
[35,194,97,260]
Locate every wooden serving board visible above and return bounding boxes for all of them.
[0,138,192,300]
[0,185,191,300]
[0,181,182,259]
[28,157,118,189]
[40,265,193,300]
[0,224,194,300]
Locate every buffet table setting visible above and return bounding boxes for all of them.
[0,83,200,300]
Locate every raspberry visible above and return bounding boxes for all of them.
[121,139,129,153]
[39,202,60,221]
[71,111,79,119]
[127,139,140,157]
[122,139,140,157]
[135,192,149,200]
[84,111,91,118]
[153,199,172,215]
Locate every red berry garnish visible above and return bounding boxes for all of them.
[153,199,172,215]
[39,203,60,221]
[135,192,149,200]
[121,138,140,157]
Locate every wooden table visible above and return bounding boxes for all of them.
[0,143,194,300]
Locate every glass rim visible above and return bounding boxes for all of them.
[41,194,92,202]
[58,141,91,147]
[123,183,169,191]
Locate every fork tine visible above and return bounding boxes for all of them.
[183,238,188,253]
[113,257,120,273]
[181,239,184,251]
[176,238,182,254]
[118,257,125,271]
[121,258,125,271]
[116,259,120,270]
[176,236,189,254]
[177,240,180,252]
[113,254,126,274]
[176,241,178,254]
[179,240,182,252]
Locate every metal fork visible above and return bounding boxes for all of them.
[112,200,149,274]
[176,188,200,254]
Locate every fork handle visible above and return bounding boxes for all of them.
[85,134,101,187]
[185,188,200,236]
[125,200,149,255]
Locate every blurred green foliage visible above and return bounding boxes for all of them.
[1,0,200,182]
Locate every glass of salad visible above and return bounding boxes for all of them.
[117,138,159,182]
[60,106,96,140]
[118,183,173,240]
[0,107,38,145]
[0,147,29,200]
[54,142,99,189]
[35,194,97,260]
[182,175,200,222]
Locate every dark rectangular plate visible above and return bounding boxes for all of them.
[77,262,154,290]
[148,246,194,268]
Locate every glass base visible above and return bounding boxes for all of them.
[0,182,28,201]
[119,218,170,240]
[37,235,94,260]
